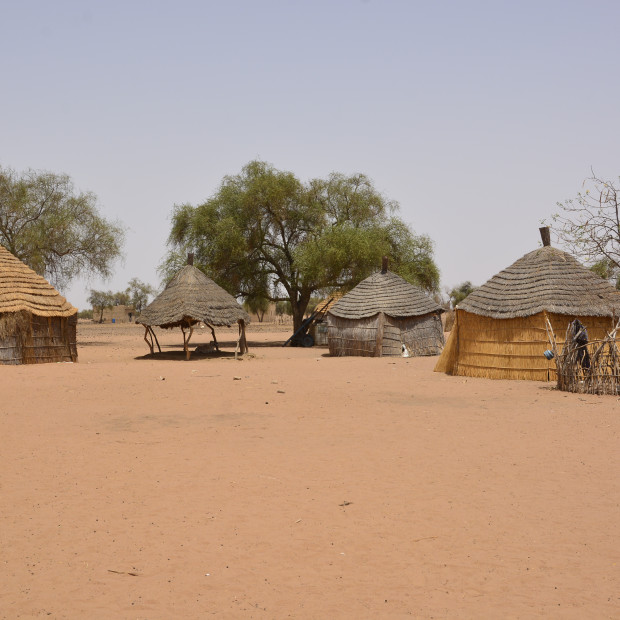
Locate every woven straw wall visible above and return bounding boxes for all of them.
[328,314,380,357]
[0,311,77,365]
[390,314,445,356]
[435,310,614,381]
[328,312,445,358]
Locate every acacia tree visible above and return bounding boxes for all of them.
[244,295,270,322]
[87,289,115,323]
[165,160,440,331]
[448,281,476,308]
[551,171,620,272]
[125,278,156,314]
[0,166,125,290]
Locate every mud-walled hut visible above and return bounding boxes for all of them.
[327,257,445,357]
[137,254,250,360]
[434,227,620,381]
[0,245,77,365]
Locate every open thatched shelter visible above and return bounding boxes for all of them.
[435,227,620,381]
[0,245,77,365]
[137,255,250,360]
[327,258,445,357]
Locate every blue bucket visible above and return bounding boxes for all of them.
[112,318,116,324]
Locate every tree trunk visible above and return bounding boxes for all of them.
[291,290,312,332]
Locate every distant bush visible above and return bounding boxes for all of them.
[78,308,93,319]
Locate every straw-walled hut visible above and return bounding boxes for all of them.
[327,258,445,357]
[0,245,77,365]
[435,228,620,381]
[309,293,343,346]
[137,255,250,360]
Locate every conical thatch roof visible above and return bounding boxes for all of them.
[458,245,620,319]
[0,245,76,317]
[328,270,443,320]
[137,264,250,328]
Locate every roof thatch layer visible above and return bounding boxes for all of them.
[0,245,76,317]
[137,264,250,328]
[328,270,443,320]
[313,292,343,315]
[458,246,620,319]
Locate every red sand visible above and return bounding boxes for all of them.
[1,322,618,619]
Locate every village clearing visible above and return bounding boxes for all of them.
[1,322,618,619]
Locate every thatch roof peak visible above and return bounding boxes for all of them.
[458,245,620,319]
[328,269,443,320]
[0,245,76,317]
[137,264,250,328]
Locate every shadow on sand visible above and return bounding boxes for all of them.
[133,338,290,360]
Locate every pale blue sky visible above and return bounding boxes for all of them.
[2,0,619,308]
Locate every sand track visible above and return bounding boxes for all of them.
[1,323,618,618]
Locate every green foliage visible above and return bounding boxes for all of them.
[590,259,620,289]
[448,281,476,308]
[305,296,323,316]
[243,294,270,322]
[276,300,293,316]
[87,289,115,323]
[77,308,93,319]
[125,278,156,314]
[164,160,440,330]
[0,166,125,290]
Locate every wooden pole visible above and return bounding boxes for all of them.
[143,326,154,355]
[149,326,162,353]
[207,324,220,351]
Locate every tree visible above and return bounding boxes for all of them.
[448,281,476,308]
[125,278,156,314]
[0,166,125,290]
[590,258,620,289]
[551,171,620,271]
[165,160,440,331]
[244,295,270,322]
[87,289,115,323]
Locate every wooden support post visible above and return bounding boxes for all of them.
[207,324,220,351]
[149,326,162,353]
[181,325,194,361]
[143,326,154,355]
[235,321,248,360]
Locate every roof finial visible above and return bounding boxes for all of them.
[187,252,194,266]
[539,227,551,247]
[381,256,388,273]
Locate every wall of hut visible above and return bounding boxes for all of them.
[100,305,135,323]
[435,309,615,381]
[0,311,77,365]
[328,312,444,357]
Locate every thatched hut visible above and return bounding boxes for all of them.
[435,227,620,381]
[137,255,250,360]
[0,245,77,365]
[327,258,445,357]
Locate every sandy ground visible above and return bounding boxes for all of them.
[1,322,619,619]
